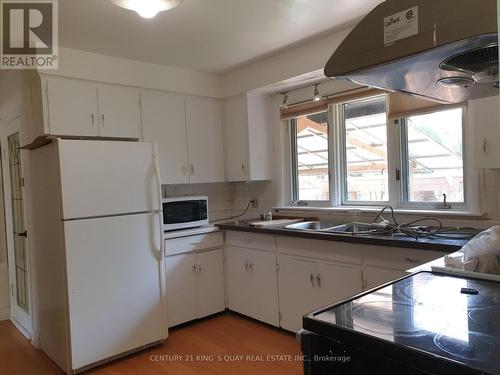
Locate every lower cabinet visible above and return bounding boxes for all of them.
[166,248,225,327]
[278,255,363,333]
[226,246,280,326]
[363,267,407,290]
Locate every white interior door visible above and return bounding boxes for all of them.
[0,118,32,336]
[64,212,165,371]
[58,139,160,219]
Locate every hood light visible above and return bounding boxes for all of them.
[437,77,475,88]
[110,0,183,19]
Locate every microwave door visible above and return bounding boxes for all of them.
[164,199,208,231]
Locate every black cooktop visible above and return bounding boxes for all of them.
[304,272,500,375]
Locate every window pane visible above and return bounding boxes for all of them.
[405,108,464,203]
[294,111,329,201]
[343,96,388,202]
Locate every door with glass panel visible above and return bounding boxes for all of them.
[0,118,31,336]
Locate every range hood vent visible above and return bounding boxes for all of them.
[325,0,499,103]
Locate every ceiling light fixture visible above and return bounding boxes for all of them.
[280,92,289,110]
[312,84,322,102]
[110,0,183,19]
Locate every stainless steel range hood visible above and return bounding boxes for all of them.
[325,0,498,103]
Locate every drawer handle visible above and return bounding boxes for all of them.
[405,257,420,264]
[310,273,315,287]
[249,263,254,273]
[190,242,203,245]
[316,274,322,288]
[192,264,197,273]
[244,262,249,271]
[197,264,202,274]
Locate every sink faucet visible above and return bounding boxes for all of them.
[436,193,451,209]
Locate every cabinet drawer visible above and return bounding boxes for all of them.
[277,237,362,266]
[165,232,223,256]
[363,246,444,270]
[224,231,275,252]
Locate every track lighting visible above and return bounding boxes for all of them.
[280,92,289,110]
[313,84,322,102]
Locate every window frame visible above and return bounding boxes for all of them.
[337,94,392,207]
[288,110,332,207]
[286,96,475,213]
[398,105,469,210]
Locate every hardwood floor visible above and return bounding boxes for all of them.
[0,313,303,375]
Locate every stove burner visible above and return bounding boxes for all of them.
[469,307,500,329]
[434,331,499,361]
[352,301,427,338]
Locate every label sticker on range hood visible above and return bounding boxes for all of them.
[384,6,419,45]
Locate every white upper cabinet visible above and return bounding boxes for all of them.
[29,75,142,145]
[223,93,273,182]
[46,77,99,137]
[141,91,189,184]
[470,95,500,169]
[185,96,225,183]
[141,92,226,184]
[97,84,141,139]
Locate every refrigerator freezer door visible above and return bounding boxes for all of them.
[63,213,166,371]
[58,140,161,220]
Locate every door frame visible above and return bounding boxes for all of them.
[0,117,33,338]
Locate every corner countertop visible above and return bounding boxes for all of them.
[217,220,475,253]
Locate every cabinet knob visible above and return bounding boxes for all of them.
[101,114,105,127]
[192,264,197,273]
[244,262,249,271]
[197,264,202,273]
[316,274,322,288]
[190,165,194,175]
[310,273,315,287]
[241,163,246,173]
[91,113,95,127]
[483,138,488,155]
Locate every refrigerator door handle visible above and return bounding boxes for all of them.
[151,143,165,258]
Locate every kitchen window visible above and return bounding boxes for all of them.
[290,111,330,204]
[340,95,389,204]
[287,94,470,212]
[400,107,466,208]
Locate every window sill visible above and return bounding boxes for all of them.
[273,206,485,219]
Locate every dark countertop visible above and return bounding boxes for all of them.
[217,220,475,253]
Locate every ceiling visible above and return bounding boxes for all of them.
[59,0,384,75]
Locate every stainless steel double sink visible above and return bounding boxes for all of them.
[285,221,385,234]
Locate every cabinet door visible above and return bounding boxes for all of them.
[98,85,141,139]
[185,97,225,183]
[46,77,99,137]
[364,267,406,290]
[226,246,279,326]
[196,249,225,318]
[224,95,249,182]
[141,91,189,184]
[470,96,500,169]
[316,262,363,308]
[165,253,197,327]
[278,256,318,333]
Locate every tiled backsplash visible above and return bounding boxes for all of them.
[163,169,500,229]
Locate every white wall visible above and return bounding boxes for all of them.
[39,47,223,99]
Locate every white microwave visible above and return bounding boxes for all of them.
[162,196,209,231]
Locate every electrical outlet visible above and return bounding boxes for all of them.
[251,198,259,209]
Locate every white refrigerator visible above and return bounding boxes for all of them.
[30,139,167,373]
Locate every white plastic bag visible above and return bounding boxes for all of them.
[445,226,500,274]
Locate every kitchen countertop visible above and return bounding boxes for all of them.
[217,220,475,253]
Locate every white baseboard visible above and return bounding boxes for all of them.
[0,307,9,321]
[10,316,31,340]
